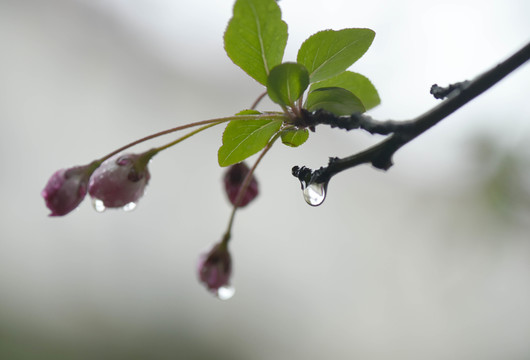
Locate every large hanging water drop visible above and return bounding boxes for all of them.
[216,285,235,300]
[302,182,327,206]
[122,202,137,212]
[92,198,106,212]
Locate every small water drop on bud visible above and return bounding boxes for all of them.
[122,202,137,212]
[216,285,235,300]
[92,198,106,212]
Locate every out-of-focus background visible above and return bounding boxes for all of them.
[1,0,529,358]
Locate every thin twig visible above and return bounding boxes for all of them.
[293,41,530,185]
[250,91,268,110]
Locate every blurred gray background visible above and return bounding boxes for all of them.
[1,0,529,359]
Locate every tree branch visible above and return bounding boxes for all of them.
[292,41,530,187]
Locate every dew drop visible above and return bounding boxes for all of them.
[92,198,106,212]
[122,202,137,212]
[302,182,327,206]
[216,286,235,300]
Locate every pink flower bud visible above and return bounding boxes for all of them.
[198,242,232,292]
[223,162,258,207]
[42,163,96,216]
[88,153,151,209]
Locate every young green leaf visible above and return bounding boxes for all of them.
[267,63,309,107]
[281,128,309,147]
[224,0,288,85]
[218,118,283,167]
[235,109,262,115]
[305,87,365,116]
[297,29,375,83]
[310,71,380,110]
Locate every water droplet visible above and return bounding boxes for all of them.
[122,202,137,212]
[92,198,106,212]
[302,182,327,206]
[216,286,235,300]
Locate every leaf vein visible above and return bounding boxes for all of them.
[311,38,363,78]
[221,121,280,164]
[248,1,269,75]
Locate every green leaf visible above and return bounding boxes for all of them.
[218,118,283,166]
[297,29,375,83]
[281,128,309,147]
[224,0,288,85]
[267,63,309,107]
[310,71,380,110]
[235,109,262,115]
[305,87,365,116]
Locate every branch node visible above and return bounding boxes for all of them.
[430,81,470,100]
[371,156,393,171]
[294,109,402,135]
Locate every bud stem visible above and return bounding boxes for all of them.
[250,91,268,110]
[97,114,286,164]
[223,133,281,242]
[154,121,224,154]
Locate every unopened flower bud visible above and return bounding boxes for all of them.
[42,162,98,216]
[198,242,232,293]
[88,151,152,209]
[223,162,258,207]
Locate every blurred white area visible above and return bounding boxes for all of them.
[0,0,529,358]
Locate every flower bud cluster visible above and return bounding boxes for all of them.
[42,151,153,216]
[44,151,260,299]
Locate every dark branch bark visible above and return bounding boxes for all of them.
[292,41,530,186]
[430,81,470,100]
